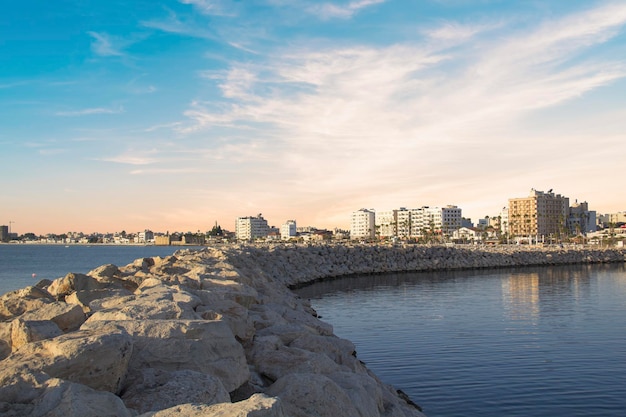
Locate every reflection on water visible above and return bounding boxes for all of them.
[296,263,626,417]
[502,272,540,321]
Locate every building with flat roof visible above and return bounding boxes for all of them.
[508,189,569,242]
[280,220,297,240]
[235,214,270,240]
[375,210,397,238]
[350,209,375,240]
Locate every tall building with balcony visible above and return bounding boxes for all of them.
[408,206,462,238]
[0,225,8,242]
[375,210,397,238]
[508,189,569,241]
[235,214,269,240]
[350,209,375,240]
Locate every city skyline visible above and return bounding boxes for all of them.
[2,1,626,235]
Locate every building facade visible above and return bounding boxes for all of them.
[235,214,270,240]
[568,201,597,234]
[350,209,376,240]
[375,210,397,238]
[280,220,297,240]
[0,225,8,242]
[508,189,569,242]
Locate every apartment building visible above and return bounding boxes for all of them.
[375,210,397,237]
[280,220,297,240]
[396,208,411,239]
[508,189,569,241]
[235,214,269,240]
[568,201,597,234]
[409,206,462,238]
[350,209,375,240]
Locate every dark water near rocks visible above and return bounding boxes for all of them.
[0,244,203,295]
[295,264,626,417]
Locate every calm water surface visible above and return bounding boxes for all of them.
[296,264,626,417]
[0,244,203,295]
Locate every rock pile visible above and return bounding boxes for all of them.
[1,243,624,416]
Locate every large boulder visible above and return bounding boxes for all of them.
[86,284,201,321]
[17,302,85,332]
[10,319,63,350]
[31,378,132,417]
[0,286,54,321]
[266,373,361,417]
[81,319,249,392]
[121,368,229,414]
[138,393,285,417]
[2,328,133,394]
[47,273,105,299]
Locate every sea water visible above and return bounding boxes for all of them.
[296,264,626,417]
[3,246,625,416]
[0,244,202,295]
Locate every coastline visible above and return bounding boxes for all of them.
[1,244,624,416]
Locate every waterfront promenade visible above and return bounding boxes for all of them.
[1,244,624,416]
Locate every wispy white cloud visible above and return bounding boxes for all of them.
[88,32,126,56]
[307,0,386,20]
[144,122,183,132]
[175,1,626,215]
[101,151,159,165]
[141,9,217,39]
[55,106,124,117]
[130,167,207,175]
[179,0,238,17]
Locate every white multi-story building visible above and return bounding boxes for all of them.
[375,210,397,238]
[350,209,375,240]
[396,208,411,239]
[235,214,269,240]
[408,206,462,238]
[500,207,509,235]
[136,230,154,243]
[280,220,297,240]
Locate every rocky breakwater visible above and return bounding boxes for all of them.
[0,246,428,417]
[227,243,626,288]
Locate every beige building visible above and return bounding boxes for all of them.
[508,189,569,242]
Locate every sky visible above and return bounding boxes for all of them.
[1,0,625,235]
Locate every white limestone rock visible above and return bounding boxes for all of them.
[249,345,341,383]
[0,286,54,321]
[266,373,361,417]
[46,273,105,299]
[121,368,230,414]
[64,288,134,313]
[31,378,132,417]
[87,284,201,321]
[81,319,250,392]
[3,328,133,394]
[17,301,85,332]
[138,393,285,417]
[10,319,62,350]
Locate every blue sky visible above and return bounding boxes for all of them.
[1,0,625,234]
